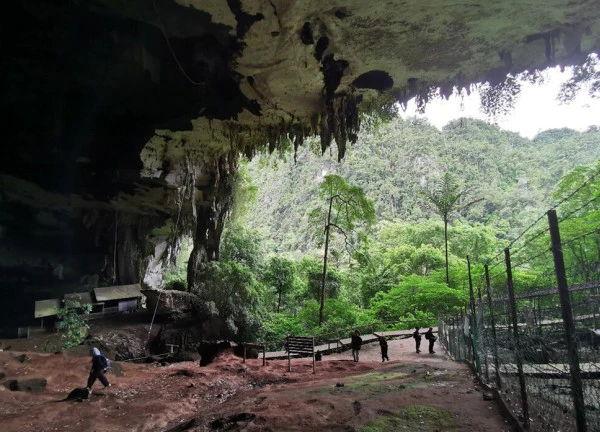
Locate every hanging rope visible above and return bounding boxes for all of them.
[146,290,163,346]
[151,0,203,86]
[112,211,118,283]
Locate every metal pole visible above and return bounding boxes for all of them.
[547,209,588,432]
[312,337,316,374]
[505,248,530,430]
[485,264,502,389]
[467,256,481,373]
[448,317,453,358]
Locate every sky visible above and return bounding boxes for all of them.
[399,65,600,138]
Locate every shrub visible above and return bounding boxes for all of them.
[56,300,92,348]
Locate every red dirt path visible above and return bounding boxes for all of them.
[0,338,511,431]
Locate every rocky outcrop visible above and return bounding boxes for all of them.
[5,378,47,393]
[143,289,199,316]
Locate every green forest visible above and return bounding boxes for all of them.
[168,117,600,349]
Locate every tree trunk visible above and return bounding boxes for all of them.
[444,215,449,285]
[277,288,282,313]
[319,195,334,326]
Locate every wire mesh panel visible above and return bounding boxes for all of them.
[439,202,599,431]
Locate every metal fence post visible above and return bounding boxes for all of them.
[484,264,502,389]
[505,247,530,430]
[548,209,588,432]
[449,317,454,358]
[467,256,481,373]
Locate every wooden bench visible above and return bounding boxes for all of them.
[286,336,316,374]
[242,343,266,366]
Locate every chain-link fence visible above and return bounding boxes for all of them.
[439,205,600,431]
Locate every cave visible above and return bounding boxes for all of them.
[1,0,600,337]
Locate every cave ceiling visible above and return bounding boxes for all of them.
[2,0,600,217]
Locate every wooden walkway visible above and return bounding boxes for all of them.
[264,329,428,360]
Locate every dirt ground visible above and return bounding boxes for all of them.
[0,337,512,432]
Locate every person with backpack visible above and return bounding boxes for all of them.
[425,327,436,354]
[350,329,362,362]
[413,327,422,353]
[87,347,111,391]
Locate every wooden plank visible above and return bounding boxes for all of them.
[34,299,61,318]
[94,284,143,302]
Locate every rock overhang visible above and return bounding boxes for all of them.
[3,0,600,216]
[1,0,599,324]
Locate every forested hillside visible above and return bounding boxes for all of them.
[242,118,600,254]
[163,117,599,348]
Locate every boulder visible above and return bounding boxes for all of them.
[198,341,231,366]
[143,289,198,315]
[5,378,47,393]
[483,392,495,401]
[15,354,30,363]
[110,362,124,377]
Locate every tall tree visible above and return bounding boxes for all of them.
[422,172,480,284]
[264,256,296,312]
[310,175,376,325]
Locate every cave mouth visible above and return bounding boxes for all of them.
[352,70,394,92]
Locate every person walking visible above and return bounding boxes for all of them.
[350,330,362,362]
[378,336,389,362]
[87,348,111,392]
[425,327,436,354]
[413,327,422,353]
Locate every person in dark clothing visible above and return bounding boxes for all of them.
[413,327,422,353]
[425,327,436,354]
[350,330,362,362]
[378,336,389,362]
[87,348,111,391]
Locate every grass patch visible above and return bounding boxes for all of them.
[346,371,408,385]
[360,406,456,432]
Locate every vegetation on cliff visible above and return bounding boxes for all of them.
[165,117,600,347]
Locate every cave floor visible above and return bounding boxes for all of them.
[0,337,510,431]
